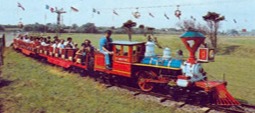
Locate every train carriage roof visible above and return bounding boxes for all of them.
[110,41,145,46]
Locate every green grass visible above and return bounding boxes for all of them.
[1,48,178,113]
[1,33,255,112]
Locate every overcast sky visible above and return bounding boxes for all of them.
[0,0,254,31]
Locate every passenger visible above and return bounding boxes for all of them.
[176,50,183,60]
[16,34,22,40]
[147,35,162,49]
[57,39,65,49]
[23,35,30,43]
[99,30,113,70]
[83,39,95,56]
[34,38,40,46]
[75,46,86,64]
[41,38,49,46]
[52,40,59,48]
[46,40,51,46]
[39,37,44,42]
[53,36,59,42]
[74,43,78,49]
[47,36,51,42]
[64,37,74,49]
[75,39,94,65]
[29,36,34,44]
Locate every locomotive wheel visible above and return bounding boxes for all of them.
[137,70,157,92]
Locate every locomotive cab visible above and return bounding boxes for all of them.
[94,41,145,77]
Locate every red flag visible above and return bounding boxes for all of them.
[71,6,79,12]
[17,2,25,11]
[50,7,54,13]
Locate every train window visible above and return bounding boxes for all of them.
[114,45,128,56]
[115,45,121,55]
[137,46,141,52]
[122,46,128,56]
[132,46,138,56]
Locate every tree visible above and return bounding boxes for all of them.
[46,23,58,33]
[23,23,46,32]
[176,19,209,35]
[72,24,79,30]
[229,29,239,36]
[79,23,97,33]
[203,12,225,49]
[122,20,136,41]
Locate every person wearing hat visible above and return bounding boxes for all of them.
[99,30,113,70]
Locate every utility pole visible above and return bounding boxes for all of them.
[54,8,66,37]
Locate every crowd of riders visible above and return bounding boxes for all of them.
[15,34,96,64]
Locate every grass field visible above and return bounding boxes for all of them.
[1,33,255,112]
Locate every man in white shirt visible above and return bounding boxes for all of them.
[63,37,74,49]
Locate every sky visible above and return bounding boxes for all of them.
[0,0,254,31]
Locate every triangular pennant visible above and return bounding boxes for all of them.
[71,6,79,12]
[233,19,237,23]
[113,10,119,16]
[149,12,154,18]
[17,2,25,11]
[164,13,169,20]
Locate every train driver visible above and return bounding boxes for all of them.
[99,30,113,70]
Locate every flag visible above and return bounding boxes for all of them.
[149,12,154,18]
[133,12,141,19]
[113,10,118,16]
[92,8,96,13]
[233,19,237,23]
[71,6,79,12]
[50,7,54,13]
[92,8,99,14]
[164,13,169,20]
[45,5,50,9]
[17,2,25,11]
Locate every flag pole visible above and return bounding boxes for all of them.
[69,8,72,34]
[44,13,47,35]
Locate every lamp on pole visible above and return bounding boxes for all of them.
[53,8,66,36]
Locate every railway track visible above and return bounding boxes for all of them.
[100,80,255,113]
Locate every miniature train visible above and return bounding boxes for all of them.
[12,30,240,106]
